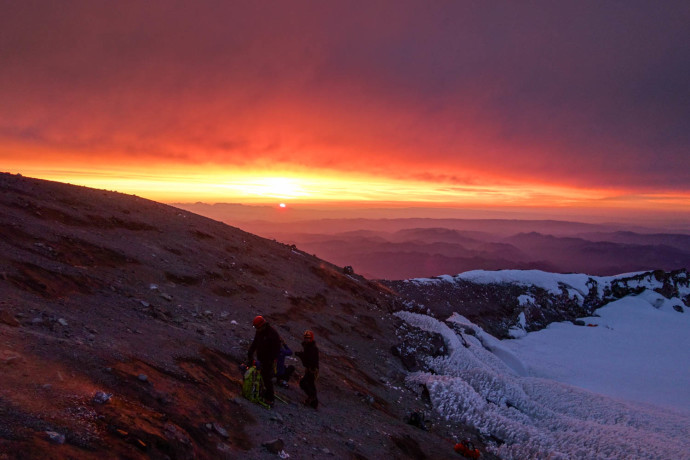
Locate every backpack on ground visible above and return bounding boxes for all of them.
[241,366,270,408]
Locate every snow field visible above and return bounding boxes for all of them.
[396,293,690,459]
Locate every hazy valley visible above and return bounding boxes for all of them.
[175,203,690,280]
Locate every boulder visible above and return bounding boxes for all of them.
[262,438,285,454]
[0,311,20,327]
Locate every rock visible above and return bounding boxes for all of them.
[57,318,68,327]
[217,442,233,454]
[399,353,419,372]
[262,438,285,454]
[46,431,65,444]
[138,374,148,382]
[31,317,43,325]
[1,350,21,364]
[93,391,112,404]
[149,284,159,290]
[0,310,20,327]
[160,293,173,301]
[140,300,150,307]
[673,305,684,313]
[165,423,191,445]
[278,450,291,459]
[212,423,229,438]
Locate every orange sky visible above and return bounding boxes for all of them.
[1,2,689,225]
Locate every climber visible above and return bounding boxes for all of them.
[295,330,319,409]
[247,315,281,406]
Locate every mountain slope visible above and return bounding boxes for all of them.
[0,173,483,459]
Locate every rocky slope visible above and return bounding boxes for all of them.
[0,173,490,459]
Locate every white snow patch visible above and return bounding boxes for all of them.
[397,292,690,459]
[517,295,534,306]
[507,312,527,339]
[505,293,690,410]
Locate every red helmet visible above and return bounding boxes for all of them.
[303,330,314,342]
[252,316,266,328]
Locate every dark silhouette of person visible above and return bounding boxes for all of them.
[247,315,281,406]
[295,330,319,409]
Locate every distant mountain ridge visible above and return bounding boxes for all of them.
[174,203,690,279]
[250,226,690,279]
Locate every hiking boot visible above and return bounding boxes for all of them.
[304,396,318,409]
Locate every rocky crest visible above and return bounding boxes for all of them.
[384,270,689,339]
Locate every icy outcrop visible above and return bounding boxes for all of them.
[388,269,689,337]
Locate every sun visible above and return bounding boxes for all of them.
[279,203,287,208]
[252,177,307,199]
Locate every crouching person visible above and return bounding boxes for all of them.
[276,341,295,388]
[295,330,319,409]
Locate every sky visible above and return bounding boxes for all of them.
[1,1,689,222]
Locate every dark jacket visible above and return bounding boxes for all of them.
[296,341,319,371]
[276,343,293,375]
[247,323,282,365]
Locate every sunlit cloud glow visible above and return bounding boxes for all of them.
[1,2,688,223]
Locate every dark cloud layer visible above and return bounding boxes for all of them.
[1,1,688,192]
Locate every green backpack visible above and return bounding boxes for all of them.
[242,366,270,408]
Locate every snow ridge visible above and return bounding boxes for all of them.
[395,268,689,339]
[408,269,671,300]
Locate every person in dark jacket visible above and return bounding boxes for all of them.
[295,330,319,409]
[275,341,295,388]
[247,315,281,406]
